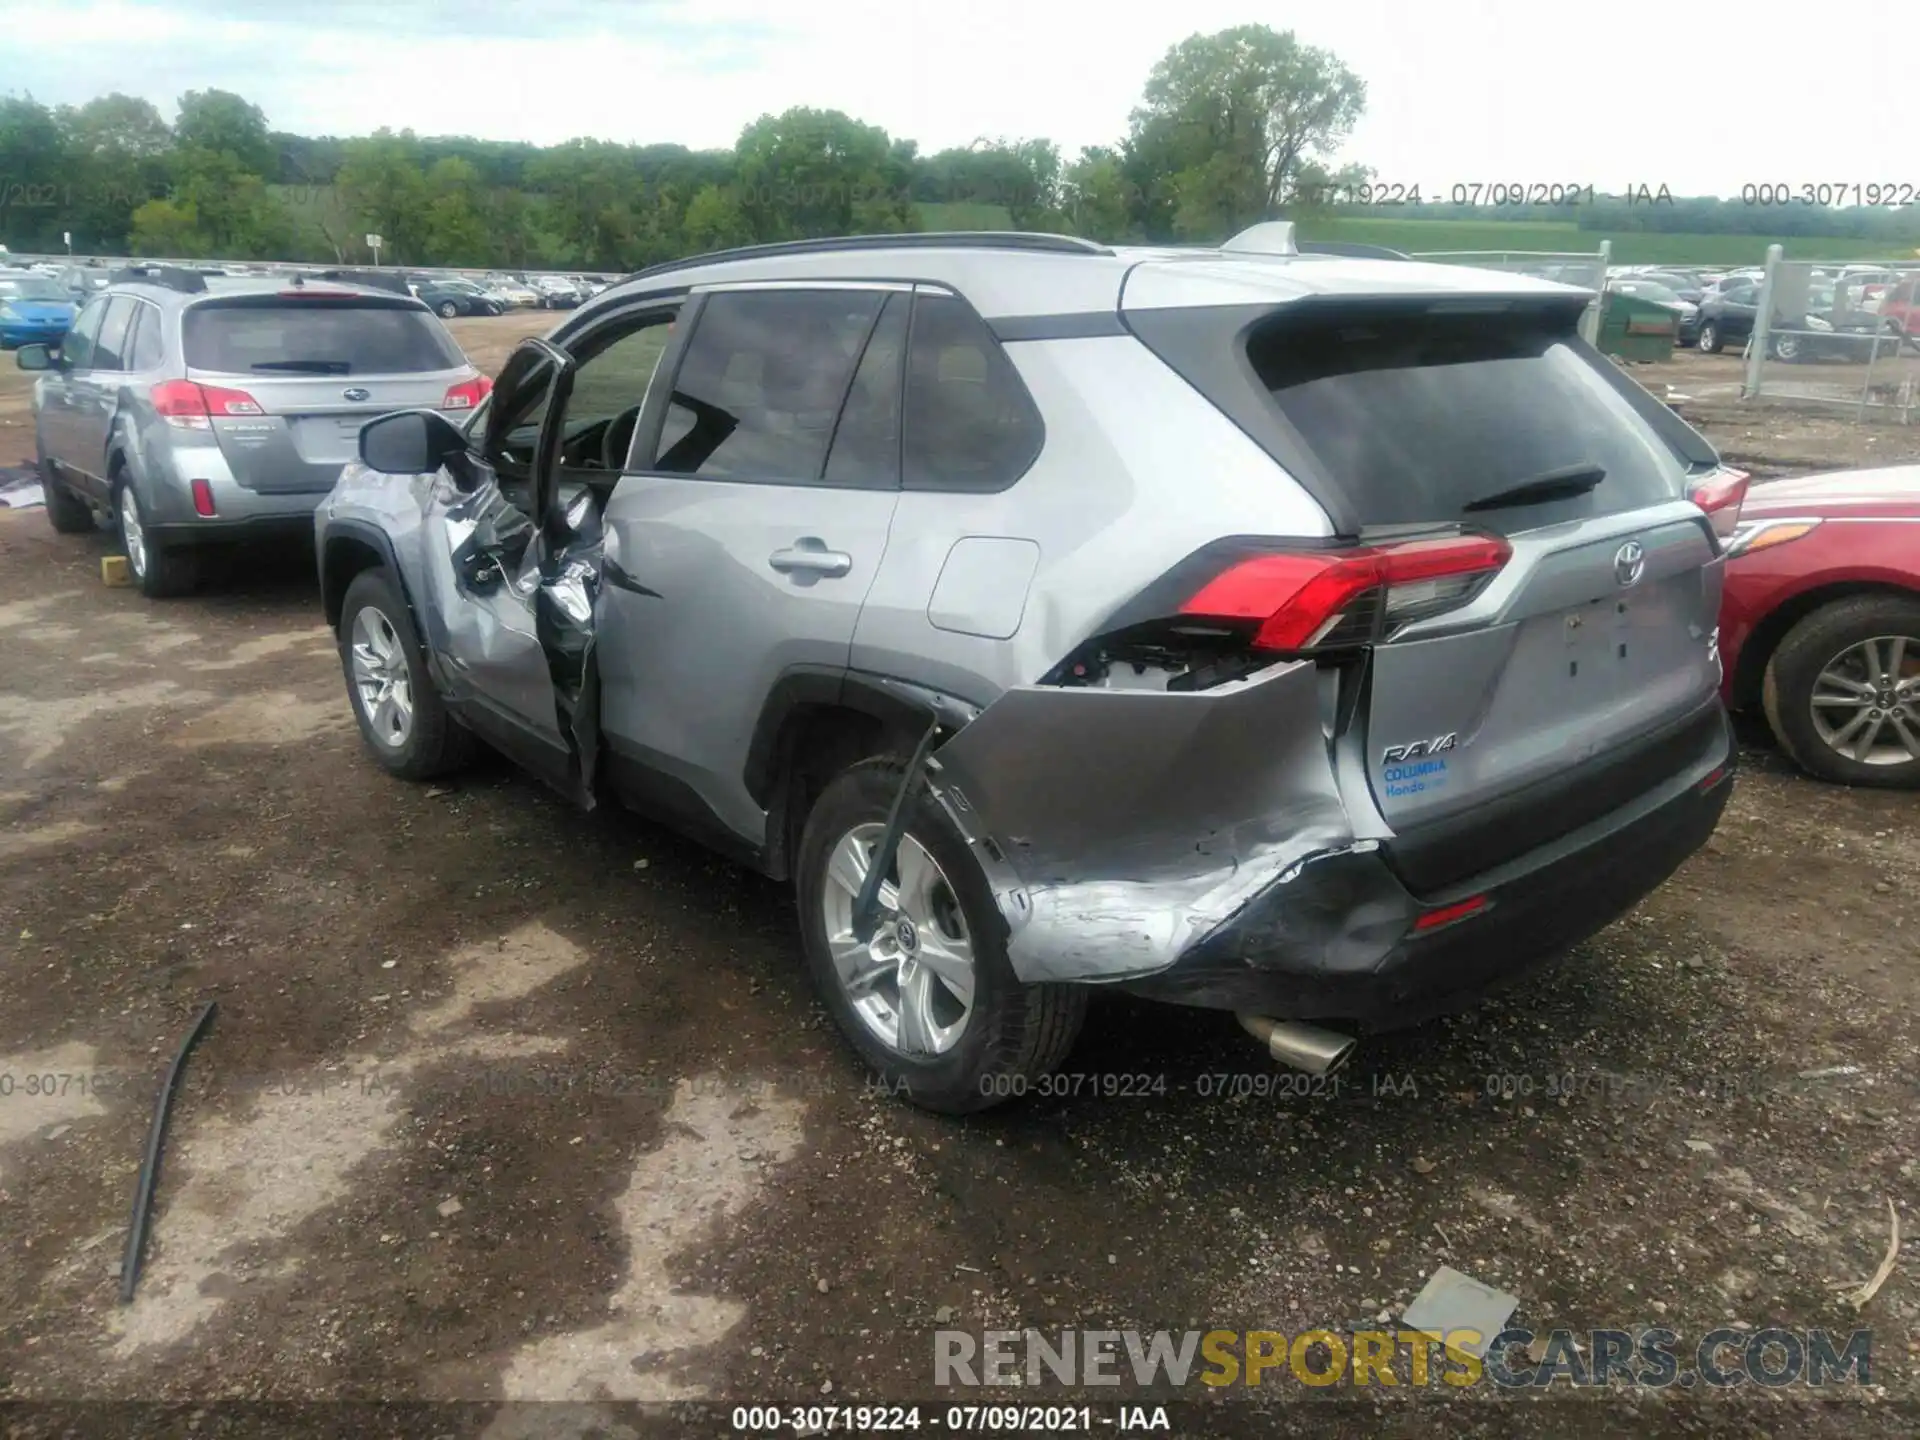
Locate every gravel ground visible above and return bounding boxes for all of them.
[0,314,1915,1438]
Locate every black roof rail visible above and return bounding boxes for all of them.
[1296,240,1412,261]
[307,268,414,297]
[107,264,207,294]
[617,231,1112,287]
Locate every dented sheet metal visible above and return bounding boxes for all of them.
[420,473,605,803]
[926,660,1354,984]
[534,489,607,800]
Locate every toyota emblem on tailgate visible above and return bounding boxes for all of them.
[342,386,371,402]
[1614,540,1646,587]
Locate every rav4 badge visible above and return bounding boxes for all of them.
[1382,733,1458,765]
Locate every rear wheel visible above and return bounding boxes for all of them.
[1696,322,1721,354]
[338,568,475,780]
[115,479,195,598]
[1770,332,1803,362]
[1762,595,1920,789]
[38,447,95,535]
[437,299,459,319]
[795,758,1086,1113]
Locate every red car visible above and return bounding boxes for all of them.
[1719,464,1920,787]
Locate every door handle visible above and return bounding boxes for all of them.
[768,542,852,578]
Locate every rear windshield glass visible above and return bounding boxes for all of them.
[183,300,463,375]
[1247,308,1687,527]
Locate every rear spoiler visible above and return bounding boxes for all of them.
[1297,241,1412,261]
[306,268,413,297]
[108,265,207,294]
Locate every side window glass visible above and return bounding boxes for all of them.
[901,292,1044,494]
[822,293,907,490]
[92,298,136,372]
[653,289,883,482]
[62,297,109,369]
[127,304,165,370]
[550,313,679,472]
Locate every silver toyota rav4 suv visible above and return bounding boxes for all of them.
[318,227,1740,1112]
[22,266,487,597]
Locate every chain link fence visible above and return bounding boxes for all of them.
[1409,245,1612,346]
[1744,247,1920,423]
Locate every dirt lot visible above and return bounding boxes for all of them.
[1,314,1917,1437]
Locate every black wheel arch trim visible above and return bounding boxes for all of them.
[743,666,984,810]
[321,519,426,644]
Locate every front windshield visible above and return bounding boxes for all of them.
[0,275,69,302]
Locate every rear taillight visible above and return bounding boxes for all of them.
[1689,467,1749,545]
[1179,534,1512,654]
[442,375,491,410]
[150,379,262,430]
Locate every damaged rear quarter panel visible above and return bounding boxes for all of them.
[926,659,1354,984]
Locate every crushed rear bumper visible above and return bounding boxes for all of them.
[1124,729,1732,1027]
[927,662,1732,1027]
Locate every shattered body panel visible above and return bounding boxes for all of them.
[926,660,1356,984]
[321,459,605,804]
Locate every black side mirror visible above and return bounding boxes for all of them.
[359,408,470,477]
[14,343,53,372]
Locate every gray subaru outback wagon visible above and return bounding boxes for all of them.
[318,227,1739,1112]
[22,266,486,597]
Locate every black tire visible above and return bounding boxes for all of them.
[38,446,94,535]
[1770,332,1802,363]
[1697,321,1721,354]
[1761,594,1920,789]
[795,758,1086,1113]
[337,568,476,781]
[437,299,460,319]
[114,477,196,598]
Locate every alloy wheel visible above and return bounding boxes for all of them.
[819,823,977,1057]
[1809,634,1920,766]
[349,605,415,749]
[118,487,147,578]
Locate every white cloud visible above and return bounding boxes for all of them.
[1,0,1914,195]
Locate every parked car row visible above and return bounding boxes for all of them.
[18,233,1917,1112]
[399,271,612,310]
[1609,262,1920,358]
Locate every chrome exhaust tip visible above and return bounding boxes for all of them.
[1236,1013,1358,1077]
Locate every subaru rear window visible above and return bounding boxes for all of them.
[1244,306,1688,527]
[182,299,463,376]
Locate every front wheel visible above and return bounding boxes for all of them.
[795,759,1086,1113]
[1762,595,1920,789]
[1697,322,1722,354]
[338,568,475,780]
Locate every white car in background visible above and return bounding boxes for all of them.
[484,274,541,308]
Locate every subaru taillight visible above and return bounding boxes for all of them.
[442,375,491,410]
[1688,467,1749,545]
[1178,533,1512,655]
[151,379,262,430]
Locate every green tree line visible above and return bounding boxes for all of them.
[2,26,1912,270]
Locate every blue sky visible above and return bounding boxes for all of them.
[1,0,1913,197]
